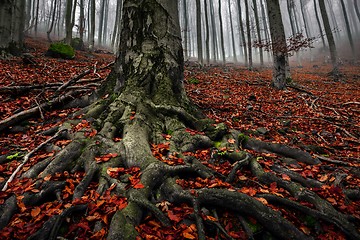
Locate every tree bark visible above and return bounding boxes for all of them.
[237,0,248,66]
[339,0,355,61]
[218,0,226,64]
[245,0,252,69]
[196,0,203,64]
[319,0,338,73]
[65,0,73,44]
[266,0,289,89]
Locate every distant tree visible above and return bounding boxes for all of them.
[266,0,289,89]
[204,0,210,65]
[79,0,85,42]
[237,0,248,65]
[47,0,58,42]
[196,0,203,64]
[253,0,263,66]
[314,0,327,49]
[89,0,95,50]
[339,0,355,60]
[319,0,338,73]
[209,0,218,62]
[218,0,226,64]
[65,0,73,44]
[245,0,252,69]
[355,0,360,23]
[228,0,237,63]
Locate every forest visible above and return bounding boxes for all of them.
[0,0,359,239]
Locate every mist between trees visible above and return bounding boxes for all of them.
[2,0,359,66]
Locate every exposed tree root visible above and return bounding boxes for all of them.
[2,91,359,239]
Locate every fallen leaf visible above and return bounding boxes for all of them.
[31,207,41,217]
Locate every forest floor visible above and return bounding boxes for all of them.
[0,37,359,239]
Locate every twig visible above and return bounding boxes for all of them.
[340,102,360,106]
[55,68,92,94]
[0,90,84,132]
[313,154,351,166]
[1,130,66,191]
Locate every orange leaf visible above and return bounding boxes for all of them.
[228,139,235,144]
[281,174,291,181]
[168,210,181,222]
[183,232,196,239]
[31,207,41,217]
[206,215,218,221]
[133,182,144,189]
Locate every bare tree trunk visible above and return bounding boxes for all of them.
[204,0,210,65]
[102,0,109,45]
[319,0,338,73]
[253,0,263,66]
[47,0,57,42]
[209,0,218,62]
[218,0,226,64]
[266,0,289,89]
[98,0,105,45]
[228,0,237,63]
[65,0,73,44]
[300,0,311,38]
[339,0,355,61]
[111,0,123,50]
[89,0,95,50]
[34,0,39,36]
[355,0,360,23]
[245,0,252,69]
[237,0,247,66]
[79,0,85,41]
[196,0,203,64]
[314,0,326,49]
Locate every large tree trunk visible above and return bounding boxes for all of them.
[0,0,13,50]
[0,0,25,54]
[1,1,360,240]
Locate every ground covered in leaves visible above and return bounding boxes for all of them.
[0,38,359,239]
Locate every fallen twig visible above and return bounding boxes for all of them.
[1,129,66,191]
[0,90,85,132]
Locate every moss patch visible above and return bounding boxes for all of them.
[46,43,75,59]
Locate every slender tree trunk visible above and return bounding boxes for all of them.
[237,0,247,65]
[204,0,210,64]
[47,0,57,42]
[228,0,237,63]
[253,0,263,66]
[65,0,73,44]
[300,0,310,37]
[355,0,360,23]
[103,0,109,45]
[319,0,338,73]
[287,0,296,35]
[34,0,39,36]
[112,0,122,50]
[90,0,95,50]
[210,0,218,62]
[218,0,226,64]
[326,0,341,41]
[79,0,85,41]
[182,0,189,60]
[245,0,252,69]
[314,0,326,49]
[196,0,203,64]
[339,0,355,60]
[98,0,105,45]
[266,0,289,89]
